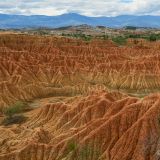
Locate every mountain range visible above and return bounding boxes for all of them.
[0,13,160,29]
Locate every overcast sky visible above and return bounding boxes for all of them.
[0,0,160,17]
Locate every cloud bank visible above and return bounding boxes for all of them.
[0,0,160,16]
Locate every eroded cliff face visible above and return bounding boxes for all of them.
[0,90,160,160]
[1,35,160,160]
[1,35,160,108]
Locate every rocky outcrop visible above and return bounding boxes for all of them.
[0,90,160,160]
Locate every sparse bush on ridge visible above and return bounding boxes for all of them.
[1,101,28,126]
[3,101,28,118]
[103,34,109,40]
[61,33,92,41]
[112,36,127,45]
[61,139,102,160]
[125,33,160,42]
[148,34,157,41]
[61,31,160,45]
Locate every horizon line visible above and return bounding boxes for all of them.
[0,12,160,18]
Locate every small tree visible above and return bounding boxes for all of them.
[149,34,157,41]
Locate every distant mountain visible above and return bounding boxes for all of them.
[0,13,160,29]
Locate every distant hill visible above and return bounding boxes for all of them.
[0,13,160,29]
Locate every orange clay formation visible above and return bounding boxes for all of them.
[0,90,160,160]
[1,35,160,107]
[0,35,160,160]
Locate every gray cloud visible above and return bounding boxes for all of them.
[0,0,160,16]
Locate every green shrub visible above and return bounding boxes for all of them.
[103,35,109,40]
[2,115,26,126]
[149,34,157,41]
[1,101,28,126]
[3,101,28,118]
[67,140,78,152]
[112,36,127,45]
[63,140,101,160]
[127,34,141,39]
[83,35,92,41]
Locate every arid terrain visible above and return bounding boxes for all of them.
[0,34,160,159]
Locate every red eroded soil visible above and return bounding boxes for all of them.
[1,35,160,108]
[0,90,160,160]
[0,35,160,160]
